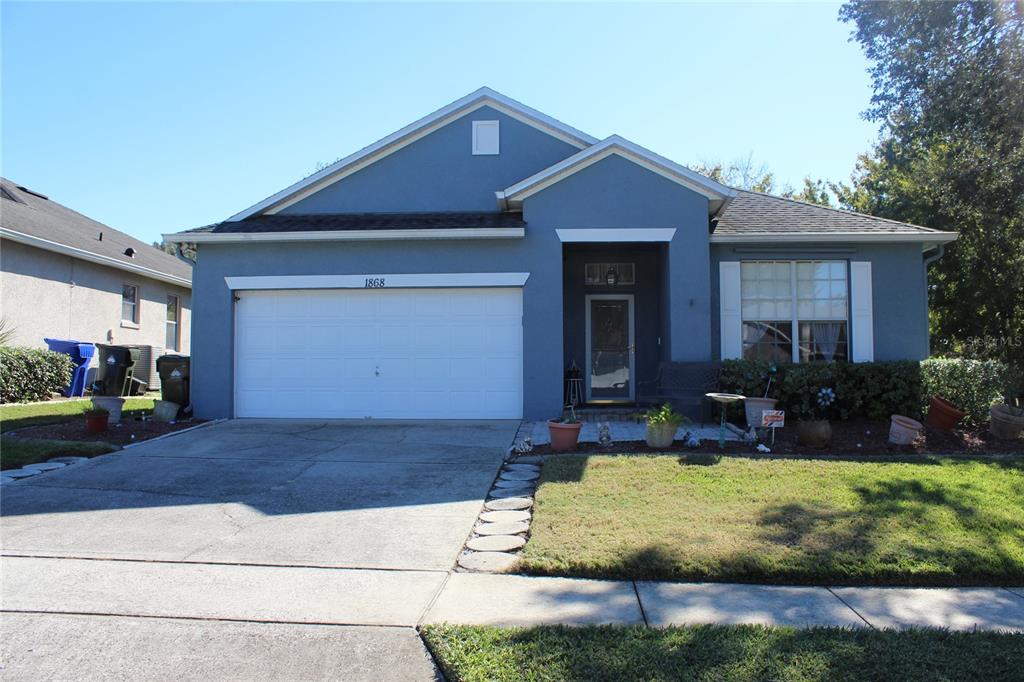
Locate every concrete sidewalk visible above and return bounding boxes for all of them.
[423,573,1024,632]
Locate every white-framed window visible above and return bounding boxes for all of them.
[740,260,849,363]
[165,294,179,352]
[121,284,139,324]
[472,120,500,155]
[584,262,636,286]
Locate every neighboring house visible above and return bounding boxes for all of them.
[166,87,957,421]
[1,178,192,387]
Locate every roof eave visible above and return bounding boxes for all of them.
[1,227,191,288]
[709,231,959,246]
[162,227,526,243]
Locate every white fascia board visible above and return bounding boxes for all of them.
[499,135,735,207]
[226,87,599,221]
[556,228,677,243]
[224,272,530,290]
[163,227,524,244]
[709,232,959,245]
[0,227,192,288]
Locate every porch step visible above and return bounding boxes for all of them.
[567,407,644,423]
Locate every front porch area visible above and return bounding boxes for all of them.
[513,419,742,449]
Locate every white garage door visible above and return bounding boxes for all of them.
[234,288,523,419]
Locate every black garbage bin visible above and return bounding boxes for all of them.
[93,344,141,396]
[156,355,190,408]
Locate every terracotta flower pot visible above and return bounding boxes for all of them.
[645,422,677,449]
[926,396,965,432]
[797,420,832,447]
[548,420,582,451]
[85,413,108,434]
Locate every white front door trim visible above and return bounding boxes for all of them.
[224,272,530,291]
[584,293,636,403]
[556,228,677,243]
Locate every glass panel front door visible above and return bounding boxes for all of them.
[586,296,634,402]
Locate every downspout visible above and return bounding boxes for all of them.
[922,244,946,356]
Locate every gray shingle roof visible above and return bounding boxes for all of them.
[1,178,192,283]
[714,191,945,235]
[203,212,526,234]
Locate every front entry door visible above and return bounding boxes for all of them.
[585,294,635,403]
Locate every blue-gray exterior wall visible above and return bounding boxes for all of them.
[190,153,715,420]
[279,106,581,214]
[710,242,930,361]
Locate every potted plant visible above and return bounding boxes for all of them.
[990,403,1024,440]
[645,403,688,449]
[548,406,582,451]
[796,387,836,447]
[925,395,966,432]
[84,406,109,434]
[743,363,779,428]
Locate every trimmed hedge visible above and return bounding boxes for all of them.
[0,347,74,404]
[721,358,1012,426]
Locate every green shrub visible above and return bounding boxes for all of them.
[721,359,922,422]
[920,358,1009,426]
[0,347,74,404]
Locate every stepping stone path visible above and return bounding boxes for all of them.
[49,456,89,464]
[484,497,533,511]
[6,469,40,479]
[475,521,530,536]
[457,551,519,572]
[479,510,530,523]
[459,457,543,573]
[466,535,526,552]
[23,462,66,472]
[0,475,16,485]
[499,470,539,482]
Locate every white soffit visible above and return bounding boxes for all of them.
[556,228,677,243]
[224,273,530,290]
[227,87,599,221]
[498,135,735,209]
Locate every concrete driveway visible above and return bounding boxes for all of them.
[1,419,517,680]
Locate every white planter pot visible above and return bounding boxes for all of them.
[645,423,677,449]
[91,396,125,424]
[744,397,778,428]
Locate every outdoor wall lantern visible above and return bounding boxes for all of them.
[605,266,618,286]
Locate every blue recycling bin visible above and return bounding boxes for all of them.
[43,338,96,397]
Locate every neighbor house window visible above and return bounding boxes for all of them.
[166,295,179,351]
[121,284,139,324]
[740,261,848,362]
[584,263,636,286]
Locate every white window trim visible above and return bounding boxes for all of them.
[472,120,500,155]
[224,272,530,291]
[738,260,850,363]
[166,294,180,352]
[121,284,140,325]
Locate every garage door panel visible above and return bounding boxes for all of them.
[235,287,522,419]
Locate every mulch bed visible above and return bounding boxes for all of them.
[528,420,1023,458]
[7,416,205,447]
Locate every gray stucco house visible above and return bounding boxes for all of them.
[168,88,957,421]
[1,178,192,387]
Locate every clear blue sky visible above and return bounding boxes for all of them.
[2,2,878,244]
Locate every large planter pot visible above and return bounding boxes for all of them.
[91,396,125,424]
[926,396,966,432]
[889,415,923,445]
[797,420,832,447]
[153,399,180,423]
[990,404,1024,440]
[645,422,677,449]
[548,420,582,451]
[744,397,778,428]
[85,413,108,434]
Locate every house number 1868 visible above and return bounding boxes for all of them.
[364,278,386,288]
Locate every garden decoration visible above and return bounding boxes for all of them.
[644,403,689,449]
[705,392,745,449]
[597,421,613,448]
[548,406,582,451]
[743,363,779,429]
[797,387,836,448]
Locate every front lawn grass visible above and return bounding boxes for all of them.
[1,436,116,470]
[0,397,155,433]
[421,623,1024,682]
[521,454,1024,585]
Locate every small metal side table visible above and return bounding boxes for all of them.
[705,392,745,449]
[565,378,584,408]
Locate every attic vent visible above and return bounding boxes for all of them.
[16,185,48,200]
[472,120,500,155]
[124,247,136,258]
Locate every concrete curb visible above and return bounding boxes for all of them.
[120,419,226,450]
